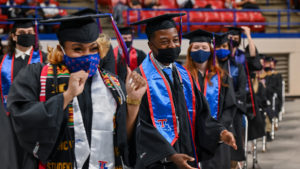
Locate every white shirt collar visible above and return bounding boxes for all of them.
[15,47,32,60]
[150,53,173,70]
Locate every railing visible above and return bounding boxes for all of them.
[124,8,300,37]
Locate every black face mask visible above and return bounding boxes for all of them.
[264,67,272,72]
[231,40,240,48]
[153,46,181,64]
[125,41,132,49]
[16,34,35,47]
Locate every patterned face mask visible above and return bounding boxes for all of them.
[61,46,100,77]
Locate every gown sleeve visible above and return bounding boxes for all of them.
[235,64,247,113]
[194,83,225,161]
[218,76,237,129]
[134,93,177,168]
[7,63,67,163]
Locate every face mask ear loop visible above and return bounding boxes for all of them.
[59,45,66,55]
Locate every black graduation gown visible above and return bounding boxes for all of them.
[197,71,236,169]
[100,45,116,74]
[264,73,279,119]
[219,58,247,161]
[244,56,262,120]
[248,81,266,140]
[6,63,131,169]
[135,66,225,169]
[0,51,48,169]
[115,47,146,82]
[0,99,20,169]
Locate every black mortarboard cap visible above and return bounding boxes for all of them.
[130,13,185,39]
[41,14,110,45]
[8,18,41,29]
[72,8,98,16]
[226,26,243,35]
[264,56,274,62]
[215,33,229,46]
[258,54,265,60]
[183,29,213,44]
[119,26,133,35]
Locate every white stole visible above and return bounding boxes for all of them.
[73,70,117,169]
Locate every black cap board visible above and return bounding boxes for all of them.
[258,54,265,60]
[215,33,229,47]
[41,14,111,45]
[226,26,243,35]
[264,56,274,62]
[72,8,98,16]
[182,29,213,44]
[8,18,41,29]
[119,26,133,35]
[130,13,185,40]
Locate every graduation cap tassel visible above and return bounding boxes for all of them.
[110,16,130,66]
[34,20,39,51]
[179,16,183,44]
[212,33,216,66]
[230,38,234,57]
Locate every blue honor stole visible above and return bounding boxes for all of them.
[0,49,43,107]
[204,70,221,119]
[140,54,196,145]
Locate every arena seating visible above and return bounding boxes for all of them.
[116,0,266,33]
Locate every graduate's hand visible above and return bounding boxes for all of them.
[63,70,89,109]
[241,26,251,37]
[220,130,237,150]
[125,67,147,102]
[168,154,197,169]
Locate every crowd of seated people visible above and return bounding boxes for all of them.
[0,0,67,33]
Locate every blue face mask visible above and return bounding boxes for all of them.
[216,49,230,60]
[63,52,101,77]
[190,50,211,63]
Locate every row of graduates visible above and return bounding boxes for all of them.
[0,10,282,169]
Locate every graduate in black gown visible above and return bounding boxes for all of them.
[264,56,283,118]
[130,13,237,169]
[113,26,146,82]
[215,33,247,163]
[183,29,237,169]
[0,18,47,108]
[247,55,266,141]
[226,26,262,119]
[5,12,147,169]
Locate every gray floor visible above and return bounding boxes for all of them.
[247,99,300,169]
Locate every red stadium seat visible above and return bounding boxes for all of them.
[194,1,208,8]
[0,14,8,29]
[188,11,205,31]
[123,10,139,25]
[207,1,224,9]
[0,0,7,4]
[249,12,266,32]
[235,11,251,23]
[158,0,178,8]
[202,12,222,32]
[14,0,25,4]
[219,11,234,31]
